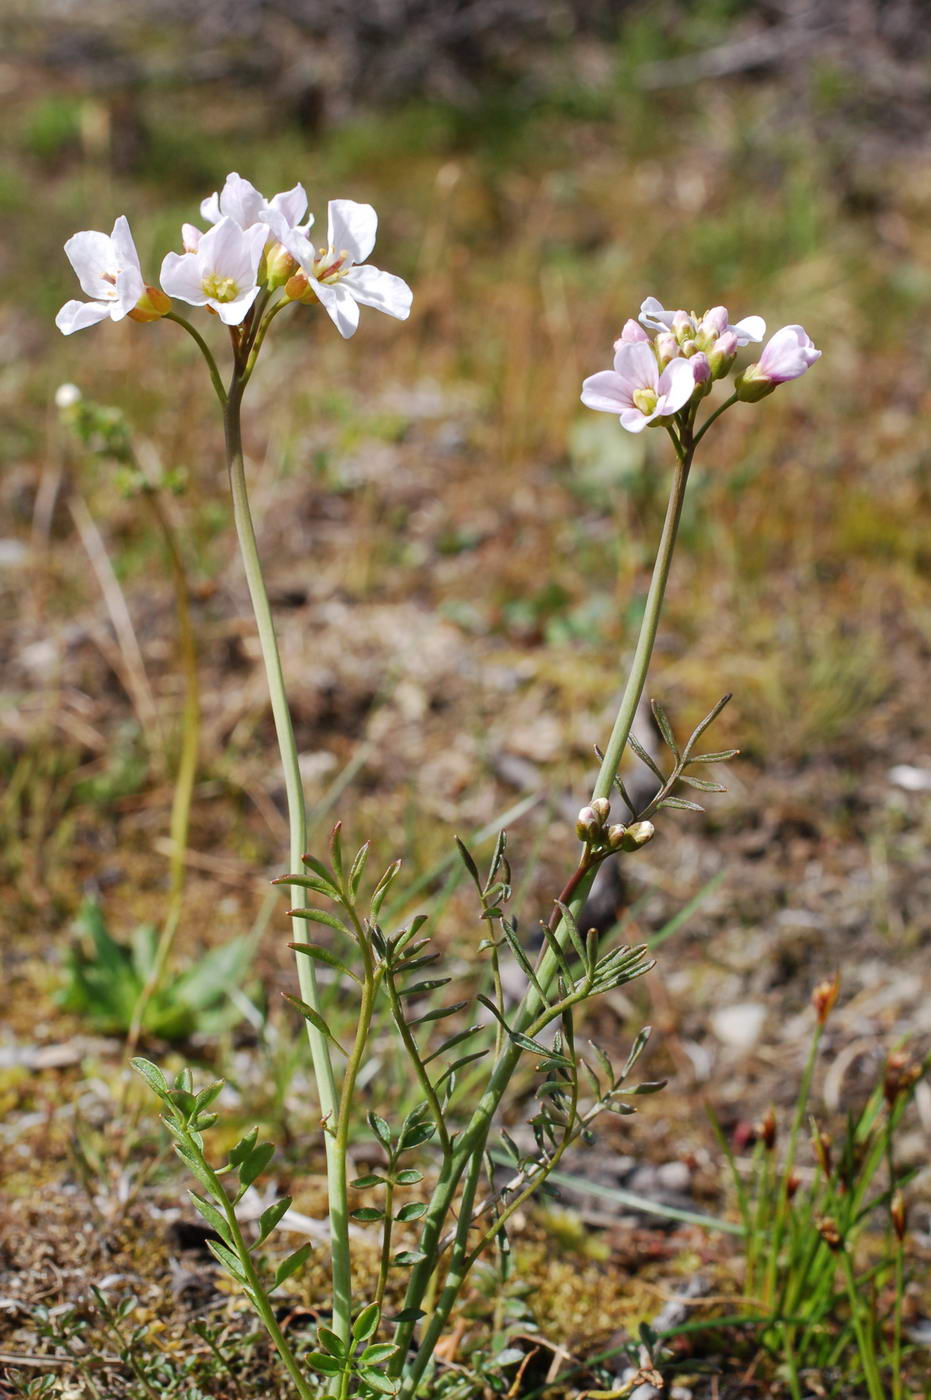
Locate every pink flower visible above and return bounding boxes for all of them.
[581,341,696,433]
[737,324,820,400]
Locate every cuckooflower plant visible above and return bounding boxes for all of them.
[57,173,820,1400]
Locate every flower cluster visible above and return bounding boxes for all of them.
[56,172,412,340]
[582,296,819,433]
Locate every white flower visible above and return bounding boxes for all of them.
[581,341,696,433]
[160,217,267,325]
[183,172,312,251]
[55,216,147,335]
[55,383,82,409]
[639,296,765,347]
[283,199,412,338]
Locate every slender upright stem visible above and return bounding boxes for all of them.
[223,385,352,1345]
[394,438,696,1395]
[592,443,692,801]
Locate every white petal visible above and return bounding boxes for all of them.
[64,231,118,300]
[199,217,264,285]
[182,223,203,252]
[218,172,266,228]
[55,299,113,334]
[342,264,412,320]
[732,314,766,345]
[113,263,146,316]
[109,215,142,275]
[580,370,632,414]
[269,182,308,230]
[160,251,208,305]
[212,285,261,325]
[200,191,221,224]
[327,200,377,264]
[314,279,360,338]
[280,225,316,272]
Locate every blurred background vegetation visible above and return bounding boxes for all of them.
[1,0,930,1389]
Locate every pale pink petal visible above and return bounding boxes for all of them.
[314,279,361,338]
[327,200,377,265]
[612,339,659,392]
[657,357,697,413]
[55,299,112,334]
[182,223,203,252]
[620,407,651,433]
[160,250,208,305]
[342,264,412,320]
[580,370,633,414]
[64,231,118,300]
[614,318,648,347]
[639,297,675,332]
[758,325,820,382]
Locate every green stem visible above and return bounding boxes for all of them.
[165,312,227,406]
[394,439,696,1394]
[839,1248,884,1400]
[592,442,692,801]
[127,487,200,1053]
[206,1157,316,1400]
[223,386,352,1346]
[692,391,738,450]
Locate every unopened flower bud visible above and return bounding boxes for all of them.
[671,309,694,341]
[284,272,315,304]
[128,285,172,324]
[590,797,611,826]
[265,241,299,291]
[620,820,655,851]
[680,338,698,357]
[707,331,738,379]
[700,305,729,339]
[691,352,712,393]
[606,823,627,850]
[55,382,82,410]
[737,325,820,401]
[785,1170,801,1201]
[614,318,649,348]
[655,331,678,367]
[812,974,840,1026]
[817,1216,843,1252]
[576,806,600,841]
[891,1189,907,1243]
[758,1106,777,1151]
